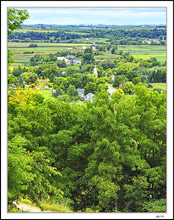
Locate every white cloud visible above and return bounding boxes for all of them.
[22,8,166,25]
[25,8,166,18]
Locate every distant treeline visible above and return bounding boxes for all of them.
[8,28,166,44]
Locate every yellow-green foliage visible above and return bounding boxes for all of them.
[20,198,73,212]
[41,200,73,212]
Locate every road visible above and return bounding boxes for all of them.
[14,202,56,212]
[108,85,116,95]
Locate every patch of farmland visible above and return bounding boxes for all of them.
[132,54,166,62]
[11,54,34,64]
[8,42,91,48]
[150,83,166,90]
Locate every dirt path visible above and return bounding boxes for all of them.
[108,85,116,95]
[14,202,55,212]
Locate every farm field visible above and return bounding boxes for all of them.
[132,54,166,62]
[150,83,166,90]
[9,42,166,66]
[11,54,34,64]
[94,54,120,59]
[8,42,91,67]
[37,89,53,99]
[8,42,91,47]
[118,45,166,62]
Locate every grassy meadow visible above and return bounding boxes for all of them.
[151,83,166,90]
[37,89,53,99]
[118,45,166,62]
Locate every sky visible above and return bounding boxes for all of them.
[14,8,166,25]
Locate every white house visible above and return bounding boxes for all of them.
[57,57,69,63]
[66,55,75,59]
[77,88,85,98]
[82,46,87,50]
[85,93,95,102]
[71,59,81,64]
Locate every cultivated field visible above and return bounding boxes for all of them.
[8,42,91,47]
[150,83,166,90]
[118,45,166,62]
[8,41,166,68]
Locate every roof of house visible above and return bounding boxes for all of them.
[52,90,56,93]
[86,93,94,96]
[77,88,84,92]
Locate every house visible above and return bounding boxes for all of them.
[71,59,81,64]
[57,57,69,63]
[77,88,85,98]
[91,45,96,50]
[66,55,75,59]
[52,89,56,97]
[82,46,87,50]
[85,93,95,102]
[146,39,160,43]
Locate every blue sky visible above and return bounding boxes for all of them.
[15,8,166,25]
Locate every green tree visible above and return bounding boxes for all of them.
[123,82,135,95]
[82,53,95,64]
[113,75,128,88]
[8,8,29,87]
[8,8,29,35]
[84,82,97,95]
[132,76,142,85]
[20,72,38,84]
[67,84,78,98]
[84,48,93,54]
[55,87,62,97]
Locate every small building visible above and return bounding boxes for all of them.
[66,55,75,59]
[146,39,160,43]
[85,93,95,102]
[71,59,81,64]
[77,88,85,98]
[91,45,96,50]
[52,89,56,97]
[82,46,87,50]
[57,57,69,63]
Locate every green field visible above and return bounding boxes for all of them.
[150,83,166,90]
[117,45,166,62]
[38,89,53,99]
[11,54,34,64]
[8,42,91,47]
[9,42,166,66]
[8,42,91,66]
[94,54,120,60]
